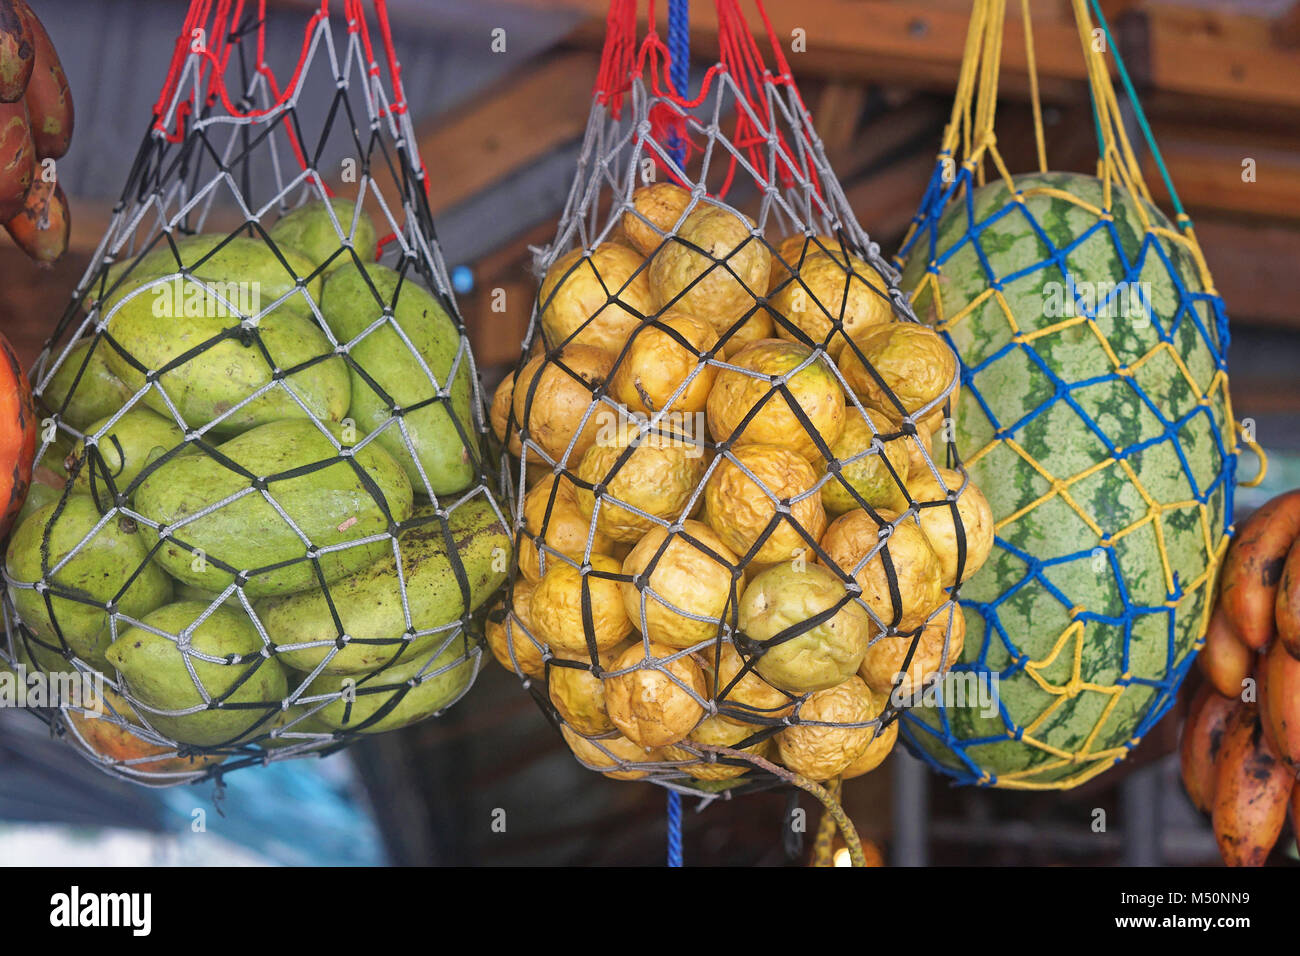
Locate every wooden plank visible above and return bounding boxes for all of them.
[1194,217,1300,330]
[1145,123,1300,220]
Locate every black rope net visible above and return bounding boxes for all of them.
[0,0,511,786]
[490,0,994,800]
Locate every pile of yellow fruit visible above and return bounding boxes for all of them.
[488,181,994,789]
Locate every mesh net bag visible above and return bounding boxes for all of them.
[1,0,511,785]
[490,0,994,803]
[893,0,1251,789]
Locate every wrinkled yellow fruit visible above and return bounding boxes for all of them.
[820,411,910,515]
[572,429,707,543]
[840,323,957,433]
[513,345,616,465]
[707,641,794,724]
[706,339,845,463]
[704,443,826,566]
[649,204,770,341]
[518,474,614,583]
[770,251,891,359]
[906,467,995,588]
[549,640,632,736]
[663,714,772,781]
[859,601,966,698]
[621,521,743,650]
[490,370,522,456]
[819,508,944,633]
[775,675,878,781]
[603,640,708,748]
[621,182,693,257]
[539,245,654,353]
[608,311,719,416]
[841,686,898,779]
[486,579,545,679]
[530,554,632,656]
[739,561,872,694]
[768,234,847,295]
[561,726,663,781]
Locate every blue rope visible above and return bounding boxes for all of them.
[667,0,689,170]
[666,790,684,866]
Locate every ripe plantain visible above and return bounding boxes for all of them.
[1198,607,1253,699]
[1274,536,1300,660]
[1260,638,1300,767]
[1219,490,1300,650]
[1179,684,1238,814]
[1211,703,1294,867]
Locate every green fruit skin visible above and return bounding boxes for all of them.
[4,495,173,670]
[106,601,288,747]
[38,339,134,431]
[321,263,477,495]
[268,198,378,274]
[173,582,237,607]
[13,481,60,531]
[821,415,910,515]
[102,286,351,437]
[258,496,510,674]
[740,561,872,694]
[134,419,414,598]
[68,406,189,499]
[899,172,1230,785]
[92,235,322,318]
[303,634,478,734]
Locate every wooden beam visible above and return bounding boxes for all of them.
[1194,217,1300,330]
[1144,123,1300,221]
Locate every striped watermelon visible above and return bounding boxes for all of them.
[897,171,1234,788]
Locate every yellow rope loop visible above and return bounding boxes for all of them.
[1236,420,1268,488]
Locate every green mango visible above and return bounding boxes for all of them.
[102,280,351,436]
[134,419,414,597]
[302,634,478,734]
[106,601,288,747]
[258,497,510,674]
[37,339,134,431]
[68,406,189,500]
[4,495,173,670]
[269,198,378,274]
[13,481,60,530]
[321,263,476,496]
[92,234,322,317]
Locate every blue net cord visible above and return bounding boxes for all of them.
[667,789,684,866]
[893,155,1236,788]
[667,0,689,169]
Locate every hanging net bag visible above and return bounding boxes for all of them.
[489,0,995,834]
[2,0,511,785]
[894,0,1255,789]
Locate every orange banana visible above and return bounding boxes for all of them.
[1261,638,1300,767]
[1220,491,1300,651]
[1212,703,1294,867]
[1275,537,1300,660]
[1198,607,1253,699]
[1179,684,1238,814]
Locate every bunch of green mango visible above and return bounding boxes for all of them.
[4,198,510,758]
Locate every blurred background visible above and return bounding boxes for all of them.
[2,0,1299,866]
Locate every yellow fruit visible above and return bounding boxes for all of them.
[704,443,826,566]
[513,345,616,465]
[621,182,693,257]
[859,601,966,697]
[706,339,845,463]
[561,726,662,781]
[906,467,995,588]
[649,204,771,345]
[486,579,545,679]
[604,640,708,748]
[820,411,910,515]
[841,687,898,779]
[770,251,891,359]
[538,245,654,353]
[572,429,707,543]
[549,641,632,736]
[899,417,935,479]
[608,310,719,416]
[490,370,521,455]
[819,508,944,633]
[768,234,847,294]
[663,714,772,781]
[706,641,795,724]
[775,676,877,781]
[621,521,743,650]
[739,561,872,694]
[530,554,632,656]
[518,474,614,583]
[840,323,957,433]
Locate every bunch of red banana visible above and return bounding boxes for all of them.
[0,0,72,263]
[1181,490,1300,866]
